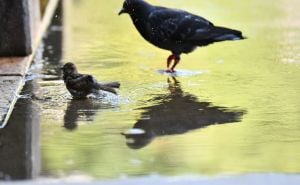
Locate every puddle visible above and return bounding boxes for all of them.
[1,0,300,182]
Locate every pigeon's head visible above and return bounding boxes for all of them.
[119,0,149,16]
[62,62,78,75]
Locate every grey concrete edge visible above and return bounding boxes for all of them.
[0,0,60,129]
[0,79,25,129]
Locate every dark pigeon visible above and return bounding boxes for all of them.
[119,0,246,72]
[62,62,120,99]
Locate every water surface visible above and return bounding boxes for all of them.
[4,0,300,180]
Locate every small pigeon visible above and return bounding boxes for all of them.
[119,0,246,72]
[62,62,120,99]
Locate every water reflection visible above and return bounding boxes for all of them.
[40,0,300,178]
[0,83,40,180]
[64,99,102,130]
[123,77,245,149]
[41,0,63,79]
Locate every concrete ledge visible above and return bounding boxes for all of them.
[0,76,23,128]
[0,0,60,128]
[0,0,32,56]
[0,57,30,76]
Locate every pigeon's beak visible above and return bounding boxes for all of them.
[118,8,126,15]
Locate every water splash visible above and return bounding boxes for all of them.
[156,69,208,77]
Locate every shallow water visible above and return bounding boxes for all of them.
[2,0,300,181]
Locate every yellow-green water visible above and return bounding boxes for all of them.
[40,0,300,179]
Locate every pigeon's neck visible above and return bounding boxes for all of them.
[129,2,153,34]
[130,0,153,16]
[131,15,148,33]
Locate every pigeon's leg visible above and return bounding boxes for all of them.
[170,55,180,73]
[165,54,176,73]
[167,54,175,69]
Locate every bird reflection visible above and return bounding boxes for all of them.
[63,99,108,130]
[122,77,245,149]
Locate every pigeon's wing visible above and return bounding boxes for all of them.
[148,7,214,42]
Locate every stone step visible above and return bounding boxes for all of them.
[0,0,60,128]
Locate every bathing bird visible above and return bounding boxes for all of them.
[62,62,120,99]
[119,0,245,72]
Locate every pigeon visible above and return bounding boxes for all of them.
[62,62,120,99]
[119,0,245,72]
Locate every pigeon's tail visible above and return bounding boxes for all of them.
[192,26,246,46]
[95,82,120,95]
[210,26,246,42]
